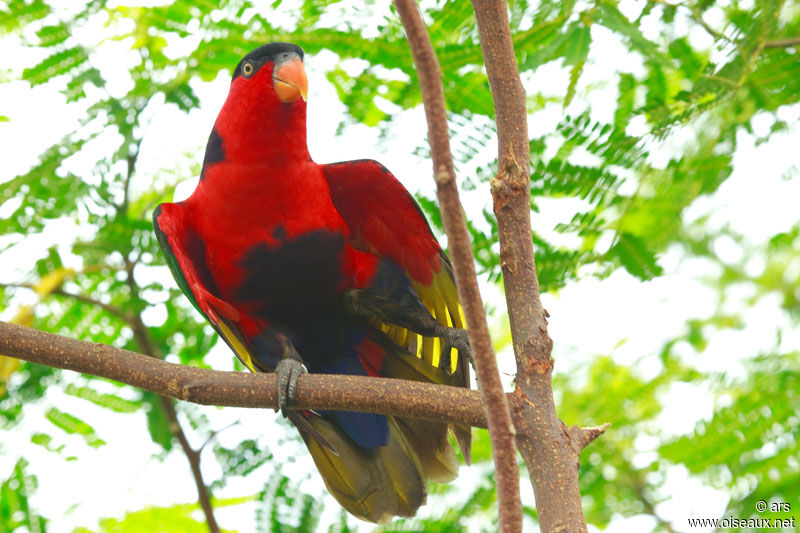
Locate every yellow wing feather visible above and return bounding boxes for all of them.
[364,266,466,377]
[215,319,255,372]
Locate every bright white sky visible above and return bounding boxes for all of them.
[1,3,799,532]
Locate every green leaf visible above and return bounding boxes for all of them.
[596,2,669,67]
[608,232,663,280]
[30,432,68,456]
[520,22,581,71]
[35,23,70,47]
[0,458,47,532]
[73,496,252,533]
[0,0,50,33]
[211,439,273,491]
[22,46,89,85]
[142,392,173,452]
[659,352,800,516]
[565,60,585,108]
[45,407,106,448]
[562,25,591,66]
[63,383,141,413]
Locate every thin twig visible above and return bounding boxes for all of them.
[121,258,221,533]
[763,36,800,48]
[688,8,734,46]
[114,121,220,533]
[0,282,129,321]
[393,1,523,531]
[634,477,677,533]
[159,395,220,533]
[698,74,738,88]
[2,272,220,529]
[198,421,242,454]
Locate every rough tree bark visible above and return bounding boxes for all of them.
[470,1,606,531]
[3,320,612,446]
[393,0,522,531]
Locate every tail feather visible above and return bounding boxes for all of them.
[394,417,458,483]
[291,256,472,523]
[300,415,426,523]
[364,329,473,466]
[454,423,472,465]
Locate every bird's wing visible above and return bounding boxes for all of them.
[153,202,283,374]
[322,159,471,463]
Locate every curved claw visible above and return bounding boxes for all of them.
[276,358,307,417]
[437,326,472,374]
[442,327,473,372]
[274,358,339,454]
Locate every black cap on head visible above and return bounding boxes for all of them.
[232,42,304,80]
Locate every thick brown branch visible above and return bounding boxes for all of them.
[470,1,545,364]
[0,321,489,428]
[470,1,591,532]
[393,1,522,531]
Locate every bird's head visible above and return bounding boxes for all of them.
[213,42,310,161]
[231,42,308,104]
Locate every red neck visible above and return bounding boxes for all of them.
[212,66,310,167]
[187,68,317,223]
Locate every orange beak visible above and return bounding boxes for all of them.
[274,56,308,103]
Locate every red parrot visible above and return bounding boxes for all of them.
[153,42,471,522]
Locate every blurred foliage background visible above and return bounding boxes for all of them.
[1,0,799,531]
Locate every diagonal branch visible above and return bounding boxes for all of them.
[111,105,220,531]
[393,1,522,531]
[121,258,220,533]
[0,282,130,322]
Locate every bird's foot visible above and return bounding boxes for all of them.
[275,359,339,455]
[345,287,473,371]
[275,357,307,417]
[439,326,473,373]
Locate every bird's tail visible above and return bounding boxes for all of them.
[294,334,465,523]
[299,414,426,523]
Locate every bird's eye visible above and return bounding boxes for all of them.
[242,61,254,77]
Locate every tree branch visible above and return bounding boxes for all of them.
[763,36,800,48]
[121,257,220,533]
[0,321,489,428]
[0,282,130,322]
[634,476,677,533]
[1,274,221,531]
[159,395,219,532]
[469,1,593,531]
[393,1,522,531]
